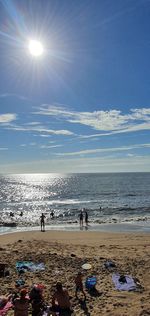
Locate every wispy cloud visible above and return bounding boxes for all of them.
[0,147,8,150]
[33,134,50,138]
[4,124,74,136]
[1,105,150,139]
[24,122,41,126]
[0,113,17,123]
[0,93,29,101]
[35,105,150,136]
[40,144,63,149]
[56,143,150,157]
[79,122,150,139]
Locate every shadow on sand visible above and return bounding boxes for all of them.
[78,298,91,316]
[86,287,102,297]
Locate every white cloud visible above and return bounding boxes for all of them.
[35,105,150,135]
[40,144,63,149]
[4,124,74,136]
[0,93,28,101]
[24,122,41,126]
[0,113,17,123]
[56,143,150,157]
[79,122,150,139]
[0,147,8,150]
[33,134,50,138]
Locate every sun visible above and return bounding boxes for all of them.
[28,39,44,57]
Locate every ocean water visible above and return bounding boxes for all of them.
[0,172,150,233]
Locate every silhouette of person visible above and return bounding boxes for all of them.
[50,210,54,219]
[75,272,86,299]
[79,211,83,227]
[85,211,88,226]
[40,213,46,232]
[52,282,72,315]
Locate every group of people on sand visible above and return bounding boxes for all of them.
[1,272,86,316]
[79,209,88,227]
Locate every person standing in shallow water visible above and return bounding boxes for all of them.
[40,213,46,232]
[85,210,88,226]
[79,210,83,227]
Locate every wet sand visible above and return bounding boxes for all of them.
[0,230,150,315]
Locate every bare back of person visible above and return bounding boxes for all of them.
[53,288,70,309]
[14,297,29,316]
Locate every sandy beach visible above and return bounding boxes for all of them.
[0,230,150,315]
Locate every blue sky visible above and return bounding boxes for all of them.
[0,0,150,173]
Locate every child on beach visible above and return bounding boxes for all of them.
[13,288,29,316]
[75,272,86,299]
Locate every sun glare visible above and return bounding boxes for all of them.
[28,39,44,57]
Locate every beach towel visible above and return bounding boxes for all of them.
[112,273,137,291]
[0,301,12,316]
[29,263,45,272]
[16,261,45,273]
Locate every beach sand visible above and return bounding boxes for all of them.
[0,230,150,315]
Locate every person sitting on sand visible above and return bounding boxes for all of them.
[40,213,46,232]
[13,288,29,316]
[75,272,86,299]
[52,282,72,315]
[29,285,44,316]
[0,294,12,307]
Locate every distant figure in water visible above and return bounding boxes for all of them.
[40,213,46,232]
[85,210,88,226]
[50,210,54,219]
[10,212,14,217]
[20,211,23,217]
[79,210,83,227]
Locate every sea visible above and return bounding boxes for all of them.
[0,172,150,234]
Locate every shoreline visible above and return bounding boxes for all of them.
[0,221,150,236]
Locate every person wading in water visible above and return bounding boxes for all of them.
[40,213,46,232]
